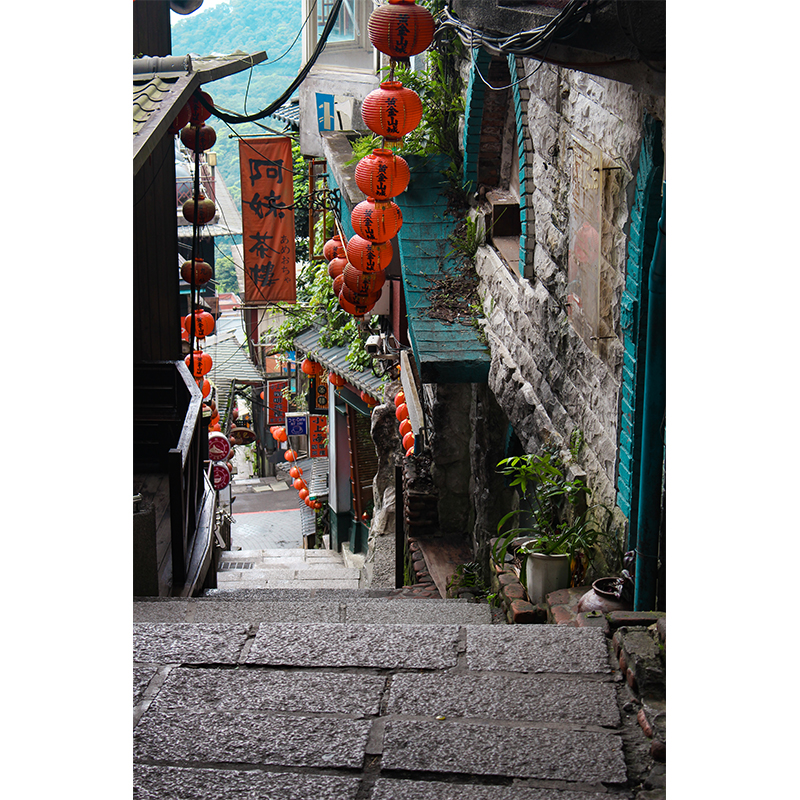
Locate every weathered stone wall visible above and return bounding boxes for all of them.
[474,60,665,515]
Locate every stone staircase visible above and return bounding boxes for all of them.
[133,549,663,798]
[213,546,362,592]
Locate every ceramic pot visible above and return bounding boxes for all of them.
[525,552,570,605]
[576,577,632,614]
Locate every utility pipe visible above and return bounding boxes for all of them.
[633,183,665,611]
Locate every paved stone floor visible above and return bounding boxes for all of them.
[231,509,302,550]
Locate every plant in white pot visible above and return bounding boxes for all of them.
[491,450,610,605]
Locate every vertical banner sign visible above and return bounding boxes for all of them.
[239,137,296,303]
[267,380,288,425]
[309,415,328,459]
[309,375,329,414]
[317,93,335,131]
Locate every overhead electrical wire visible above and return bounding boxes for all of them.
[195,0,344,125]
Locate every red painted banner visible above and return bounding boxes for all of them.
[309,414,328,459]
[267,380,288,425]
[239,137,296,304]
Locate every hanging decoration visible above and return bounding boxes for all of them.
[351,198,403,243]
[329,372,346,388]
[346,235,393,273]
[361,81,423,143]
[183,309,215,339]
[182,193,215,225]
[180,122,217,153]
[368,0,435,58]
[180,257,213,286]
[327,256,347,280]
[355,148,410,200]
[301,358,324,376]
[323,234,345,261]
[185,350,212,377]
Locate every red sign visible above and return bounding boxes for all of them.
[309,414,328,459]
[267,380,288,425]
[239,137,296,304]
[309,375,329,414]
[212,463,231,491]
[208,432,231,462]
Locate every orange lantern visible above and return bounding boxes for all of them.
[293,478,306,491]
[332,273,345,297]
[185,351,212,377]
[343,263,386,295]
[181,257,213,286]
[338,293,369,317]
[284,449,297,462]
[355,148,411,200]
[360,391,378,407]
[368,0,435,58]
[182,193,215,225]
[299,488,309,501]
[183,309,215,338]
[289,466,304,479]
[339,288,378,316]
[180,123,217,152]
[327,256,347,280]
[197,378,211,398]
[188,89,213,124]
[329,372,346,388]
[347,236,393,273]
[351,198,403,243]
[361,81,422,142]
[301,358,323,376]
[322,234,344,261]
[274,427,288,443]
[395,402,409,422]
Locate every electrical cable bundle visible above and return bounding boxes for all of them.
[437,0,597,58]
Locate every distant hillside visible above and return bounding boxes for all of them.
[171,0,303,206]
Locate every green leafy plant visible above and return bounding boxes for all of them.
[491,451,611,581]
[446,560,490,600]
[446,216,484,261]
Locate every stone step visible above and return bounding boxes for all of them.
[219,548,345,565]
[133,596,493,625]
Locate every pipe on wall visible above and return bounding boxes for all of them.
[633,183,665,611]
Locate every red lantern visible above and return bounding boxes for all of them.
[301,358,323,376]
[338,293,368,317]
[347,236,393,273]
[197,378,211,399]
[284,449,298,462]
[399,418,412,437]
[274,428,288,443]
[180,123,217,152]
[361,81,422,142]
[343,263,386,296]
[293,478,307,491]
[323,234,344,261]
[406,446,415,458]
[368,0,435,58]
[183,309,215,338]
[188,90,213,124]
[299,487,309,501]
[180,257,213,286]
[394,390,406,407]
[332,274,345,297]
[402,431,415,451]
[329,372,346,387]
[168,103,191,136]
[351,198,403,243]
[340,284,381,310]
[395,402,409,422]
[289,466,304,479]
[360,391,378,407]
[355,148,411,200]
[185,351,212,377]
[327,256,347,279]
[182,194,215,225]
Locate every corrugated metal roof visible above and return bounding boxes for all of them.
[205,319,264,420]
[272,99,300,130]
[294,326,385,404]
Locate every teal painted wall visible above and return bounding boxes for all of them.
[616,113,664,539]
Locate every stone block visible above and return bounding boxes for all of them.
[245,623,460,670]
[133,623,250,665]
[133,765,361,800]
[607,610,665,628]
[465,625,612,674]
[382,719,627,783]
[371,780,613,800]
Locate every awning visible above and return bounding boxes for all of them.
[395,155,491,384]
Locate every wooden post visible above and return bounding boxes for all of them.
[395,464,404,588]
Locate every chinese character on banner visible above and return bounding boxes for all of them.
[239,137,296,304]
[267,380,288,425]
[309,415,328,459]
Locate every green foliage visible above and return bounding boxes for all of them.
[344,134,384,167]
[214,253,239,293]
[491,451,612,574]
[447,216,484,261]
[446,561,491,601]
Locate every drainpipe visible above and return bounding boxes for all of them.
[634,183,665,611]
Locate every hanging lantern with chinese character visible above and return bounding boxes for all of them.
[346,235,393,273]
[180,123,217,152]
[301,358,323,376]
[355,148,410,200]
[322,234,344,261]
[182,193,215,225]
[183,309,215,339]
[329,372,346,388]
[368,0,435,59]
[351,198,403,243]
[185,350,212,377]
[343,263,386,296]
[188,89,213,125]
[361,81,422,143]
[181,257,213,286]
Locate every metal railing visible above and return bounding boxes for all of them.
[168,361,207,586]
[176,162,216,208]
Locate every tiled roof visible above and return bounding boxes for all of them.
[271,99,300,130]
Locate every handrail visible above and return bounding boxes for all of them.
[173,360,203,466]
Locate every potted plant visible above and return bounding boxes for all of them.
[491,450,610,605]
